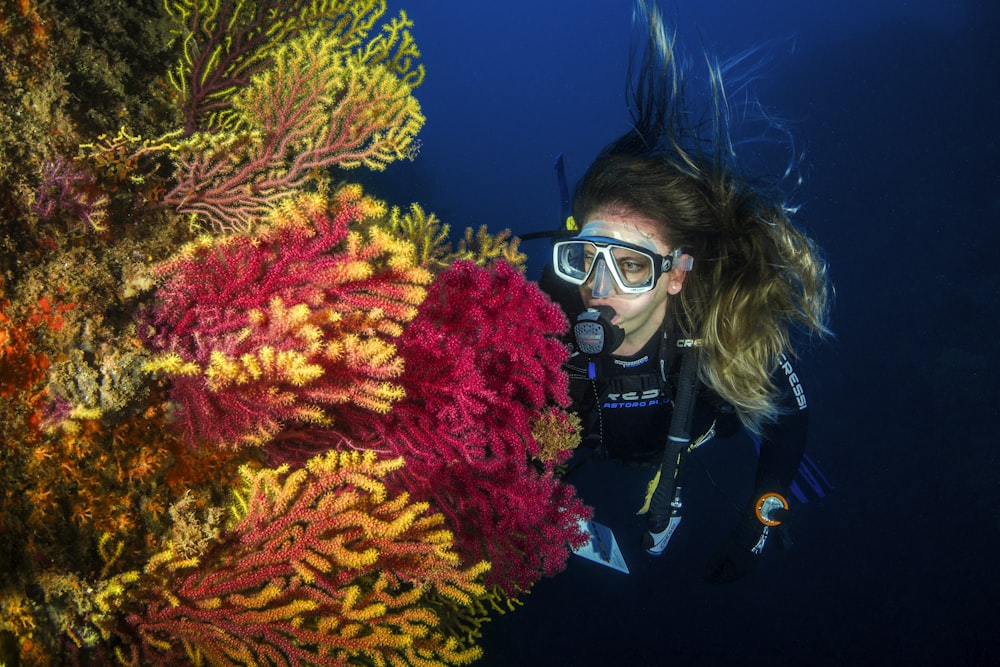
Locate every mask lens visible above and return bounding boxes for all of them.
[555,241,597,283]
[609,246,654,288]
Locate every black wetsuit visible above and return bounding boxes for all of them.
[564,329,809,499]
[541,262,808,504]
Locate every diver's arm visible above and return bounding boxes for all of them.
[705,355,811,584]
[754,354,809,494]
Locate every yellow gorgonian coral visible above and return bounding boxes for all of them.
[387,202,528,271]
[161,7,425,234]
[125,450,489,666]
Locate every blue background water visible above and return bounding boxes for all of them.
[363,1,1000,664]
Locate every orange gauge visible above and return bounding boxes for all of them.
[755,492,789,526]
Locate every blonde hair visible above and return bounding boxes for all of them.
[573,1,831,433]
[682,173,830,432]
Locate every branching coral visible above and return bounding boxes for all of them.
[151,0,427,234]
[164,0,415,132]
[357,260,589,595]
[142,186,431,448]
[120,450,489,666]
[453,225,527,271]
[388,204,526,272]
[71,2,425,236]
[32,155,111,233]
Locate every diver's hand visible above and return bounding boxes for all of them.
[704,506,787,584]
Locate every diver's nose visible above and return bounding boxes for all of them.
[589,258,616,298]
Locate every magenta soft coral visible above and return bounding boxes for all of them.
[393,260,570,444]
[363,260,590,594]
[140,190,429,448]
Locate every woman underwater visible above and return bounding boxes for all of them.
[542,1,832,583]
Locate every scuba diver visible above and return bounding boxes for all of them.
[539,1,832,584]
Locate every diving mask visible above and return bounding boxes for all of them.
[552,221,692,296]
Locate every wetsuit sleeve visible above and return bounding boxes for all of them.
[704,355,812,584]
[754,354,809,495]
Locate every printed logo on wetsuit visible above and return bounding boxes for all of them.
[778,353,807,410]
[603,388,666,409]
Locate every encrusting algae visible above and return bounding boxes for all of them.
[0,0,587,664]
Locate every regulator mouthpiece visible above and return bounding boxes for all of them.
[573,306,625,356]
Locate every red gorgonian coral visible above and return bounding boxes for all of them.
[355,260,590,595]
[139,188,430,449]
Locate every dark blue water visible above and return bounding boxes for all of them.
[367,2,1000,664]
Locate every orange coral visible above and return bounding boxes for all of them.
[0,289,71,397]
[20,396,257,579]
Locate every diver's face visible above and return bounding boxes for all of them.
[578,210,687,355]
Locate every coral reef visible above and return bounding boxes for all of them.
[0,0,586,664]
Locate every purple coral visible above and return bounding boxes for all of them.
[33,156,108,232]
